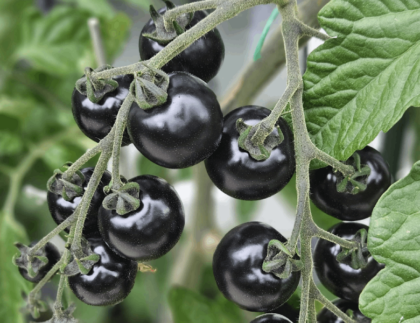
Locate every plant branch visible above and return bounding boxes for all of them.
[313,224,359,250]
[110,93,134,189]
[163,0,219,30]
[64,144,102,179]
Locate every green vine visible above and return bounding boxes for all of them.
[14,0,369,322]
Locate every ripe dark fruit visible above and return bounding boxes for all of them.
[139,9,225,82]
[271,303,300,323]
[205,106,295,200]
[72,74,133,145]
[98,175,185,261]
[250,314,293,323]
[310,146,391,221]
[213,222,300,312]
[19,242,60,283]
[314,223,384,303]
[127,72,223,169]
[47,168,111,236]
[317,299,371,323]
[68,235,137,306]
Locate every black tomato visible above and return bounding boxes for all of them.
[310,146,391,221]
[250,314,293,323]
[205,106,295,200]
[72,74,133,145]
[314,223,384,303]
[98,175,185,261]
[139,9,225,82]
[127,72,223,169]
[19,242,61,283]
[213,222,300,312]
[68,235,137,306]
[47,168,111,236]
[317,299,371,323]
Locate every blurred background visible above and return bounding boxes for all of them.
[0,0,419,322]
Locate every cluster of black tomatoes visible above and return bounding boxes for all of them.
[18,3,392,323]
[212,146,391,323]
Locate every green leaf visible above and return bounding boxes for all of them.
[236,199,258,223]
[0,131,24,157]
[359,161,420,322]
[0,212,31,323]
[168,287,242,323]
[304,0,420,163]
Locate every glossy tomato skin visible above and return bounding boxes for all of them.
[139,9,225,82]
[205,106,295,200]
[47,168,111,236]
[314,223,384,303]
[270,303,300,323]
[68,235,137,306]
[250,314,293,323]
[72,74,133,145]
[317,299,371,323]
[98,175,185,261]
[19,242,61,283]
[213,222,300,312]
[127,72,223,169]
[310,146,391,221]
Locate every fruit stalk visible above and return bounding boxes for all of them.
[275,0,357,322]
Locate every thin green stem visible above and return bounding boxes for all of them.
[29,212,77,257]
[111,93,134,189]
[313,146,355,177]
[71,149,112,254]
[64,144,102,179]
[28,258,63,305]
[313,224,359,250]
[53,275,67,313]
[163,0,219,30]
[312,286,357,323]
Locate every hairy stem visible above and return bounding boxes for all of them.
[163,0,219,30]
[29,213,77,257]
[64,144,102,179]
[313,224,359,250]
[111,93,134,189]
[53,275,67,313]
[71,149,112,253]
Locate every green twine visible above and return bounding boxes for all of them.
[253,7,279,61]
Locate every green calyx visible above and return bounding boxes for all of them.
[25,291,47,319]
[262,239,302,279]
[336,228,370,270]
[75,65,119,103]
[62,238,101,277]
[336,152,371,195]
[102,181,141,216]
[13,243,50,278]
[131,63,170,110]
[236,118,284,161]
[41,303,79,323]
[47,162,85,201]
[142,2,193,45]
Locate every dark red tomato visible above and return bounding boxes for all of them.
[250,314,293,323]
[127,72,223,169]
[98,175,185,261]
[270,302,300,322]
[72,74,133,145]
[47,168,111,236]
[205,106,295,200]
[19,242,61,283]
[310,146,391,221]
[314,223,384,303]
[139,9,224,82]
[213,222,300,312]
[68,235,137,306]
[317,299,371,323]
